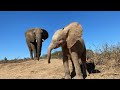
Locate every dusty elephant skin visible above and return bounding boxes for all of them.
[47,22,88,79]
[25,28,48,60]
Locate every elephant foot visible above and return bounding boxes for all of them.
[64,75,71,79]
[71,70,76,78]
[83,75,87,79]
[34,57,39,61]
[34,58,37,60]
[73,75,83,79]
[82,72,89,79]
[30,57,33,60]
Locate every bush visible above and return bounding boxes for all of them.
[93,42,120,67]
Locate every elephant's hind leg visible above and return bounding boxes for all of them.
[81,57,88,79]
[70,59,76,78]
[81,52,89,79]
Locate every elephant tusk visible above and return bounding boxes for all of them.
[42,39,45,42]
[36,40,37,42]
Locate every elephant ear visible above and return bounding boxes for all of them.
[66,22,83,48]
[41,29,48,41]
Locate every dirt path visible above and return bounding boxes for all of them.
[0,59,119,79]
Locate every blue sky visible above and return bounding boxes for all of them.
[0,11,120,60]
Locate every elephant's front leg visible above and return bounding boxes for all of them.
[33,42,37,60]
[30,42,37,60]
[62,47,71,79]
[26,41,33,60]
[63,56,71,79]
[71,52,83,79]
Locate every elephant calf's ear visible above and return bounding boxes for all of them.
[66,24,83,48]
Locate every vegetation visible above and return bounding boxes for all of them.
[41,42,120,69]
[41,51,63,59]
[93,43,120,66]
[0,57,30,64]
[41,49,94,59]
[0,42,120,69]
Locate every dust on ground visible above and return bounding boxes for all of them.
[0,59,119,79]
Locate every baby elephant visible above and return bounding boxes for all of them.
[25,28,48,60]
[47,22,88,79]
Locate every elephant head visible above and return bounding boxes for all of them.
[47,22,83,63]
[25,28,48,60]
[35,28,48,60]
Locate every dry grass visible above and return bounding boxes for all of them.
[0,43,120,79]
[85,43,120,79]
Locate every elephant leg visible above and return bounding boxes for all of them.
[70,52,83,79]
[26,40,33,60]
[81,57,88,79]
[30,42,37,60]
[33,42,38,60]
[70,59,76,78]
[81,49,89,79]
[37,42,42,61]
[62,47,71,79]
[63,57,71,79]
[29,48,33,60]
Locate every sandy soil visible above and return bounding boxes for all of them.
[0,59,119,79]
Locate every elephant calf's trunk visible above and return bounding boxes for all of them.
[47,43,54,64]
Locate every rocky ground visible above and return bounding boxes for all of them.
[0,59,119,79]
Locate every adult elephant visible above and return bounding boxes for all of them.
[47,22,88,79]
[25,28,48,60]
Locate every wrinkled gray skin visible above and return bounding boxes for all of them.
[47,22,88,79]
[25,28,48,60]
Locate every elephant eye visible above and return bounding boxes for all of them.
[58,39,61,41]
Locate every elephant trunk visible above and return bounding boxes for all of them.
[36,33,42,60]
[47,43,55,63]
[37,39,42,60]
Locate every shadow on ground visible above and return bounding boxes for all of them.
[70,62,101,79]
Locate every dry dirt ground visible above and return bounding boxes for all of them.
[0,59,120,79]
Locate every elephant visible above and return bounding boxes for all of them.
[25,28,48,60]
[47,22,88,79]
